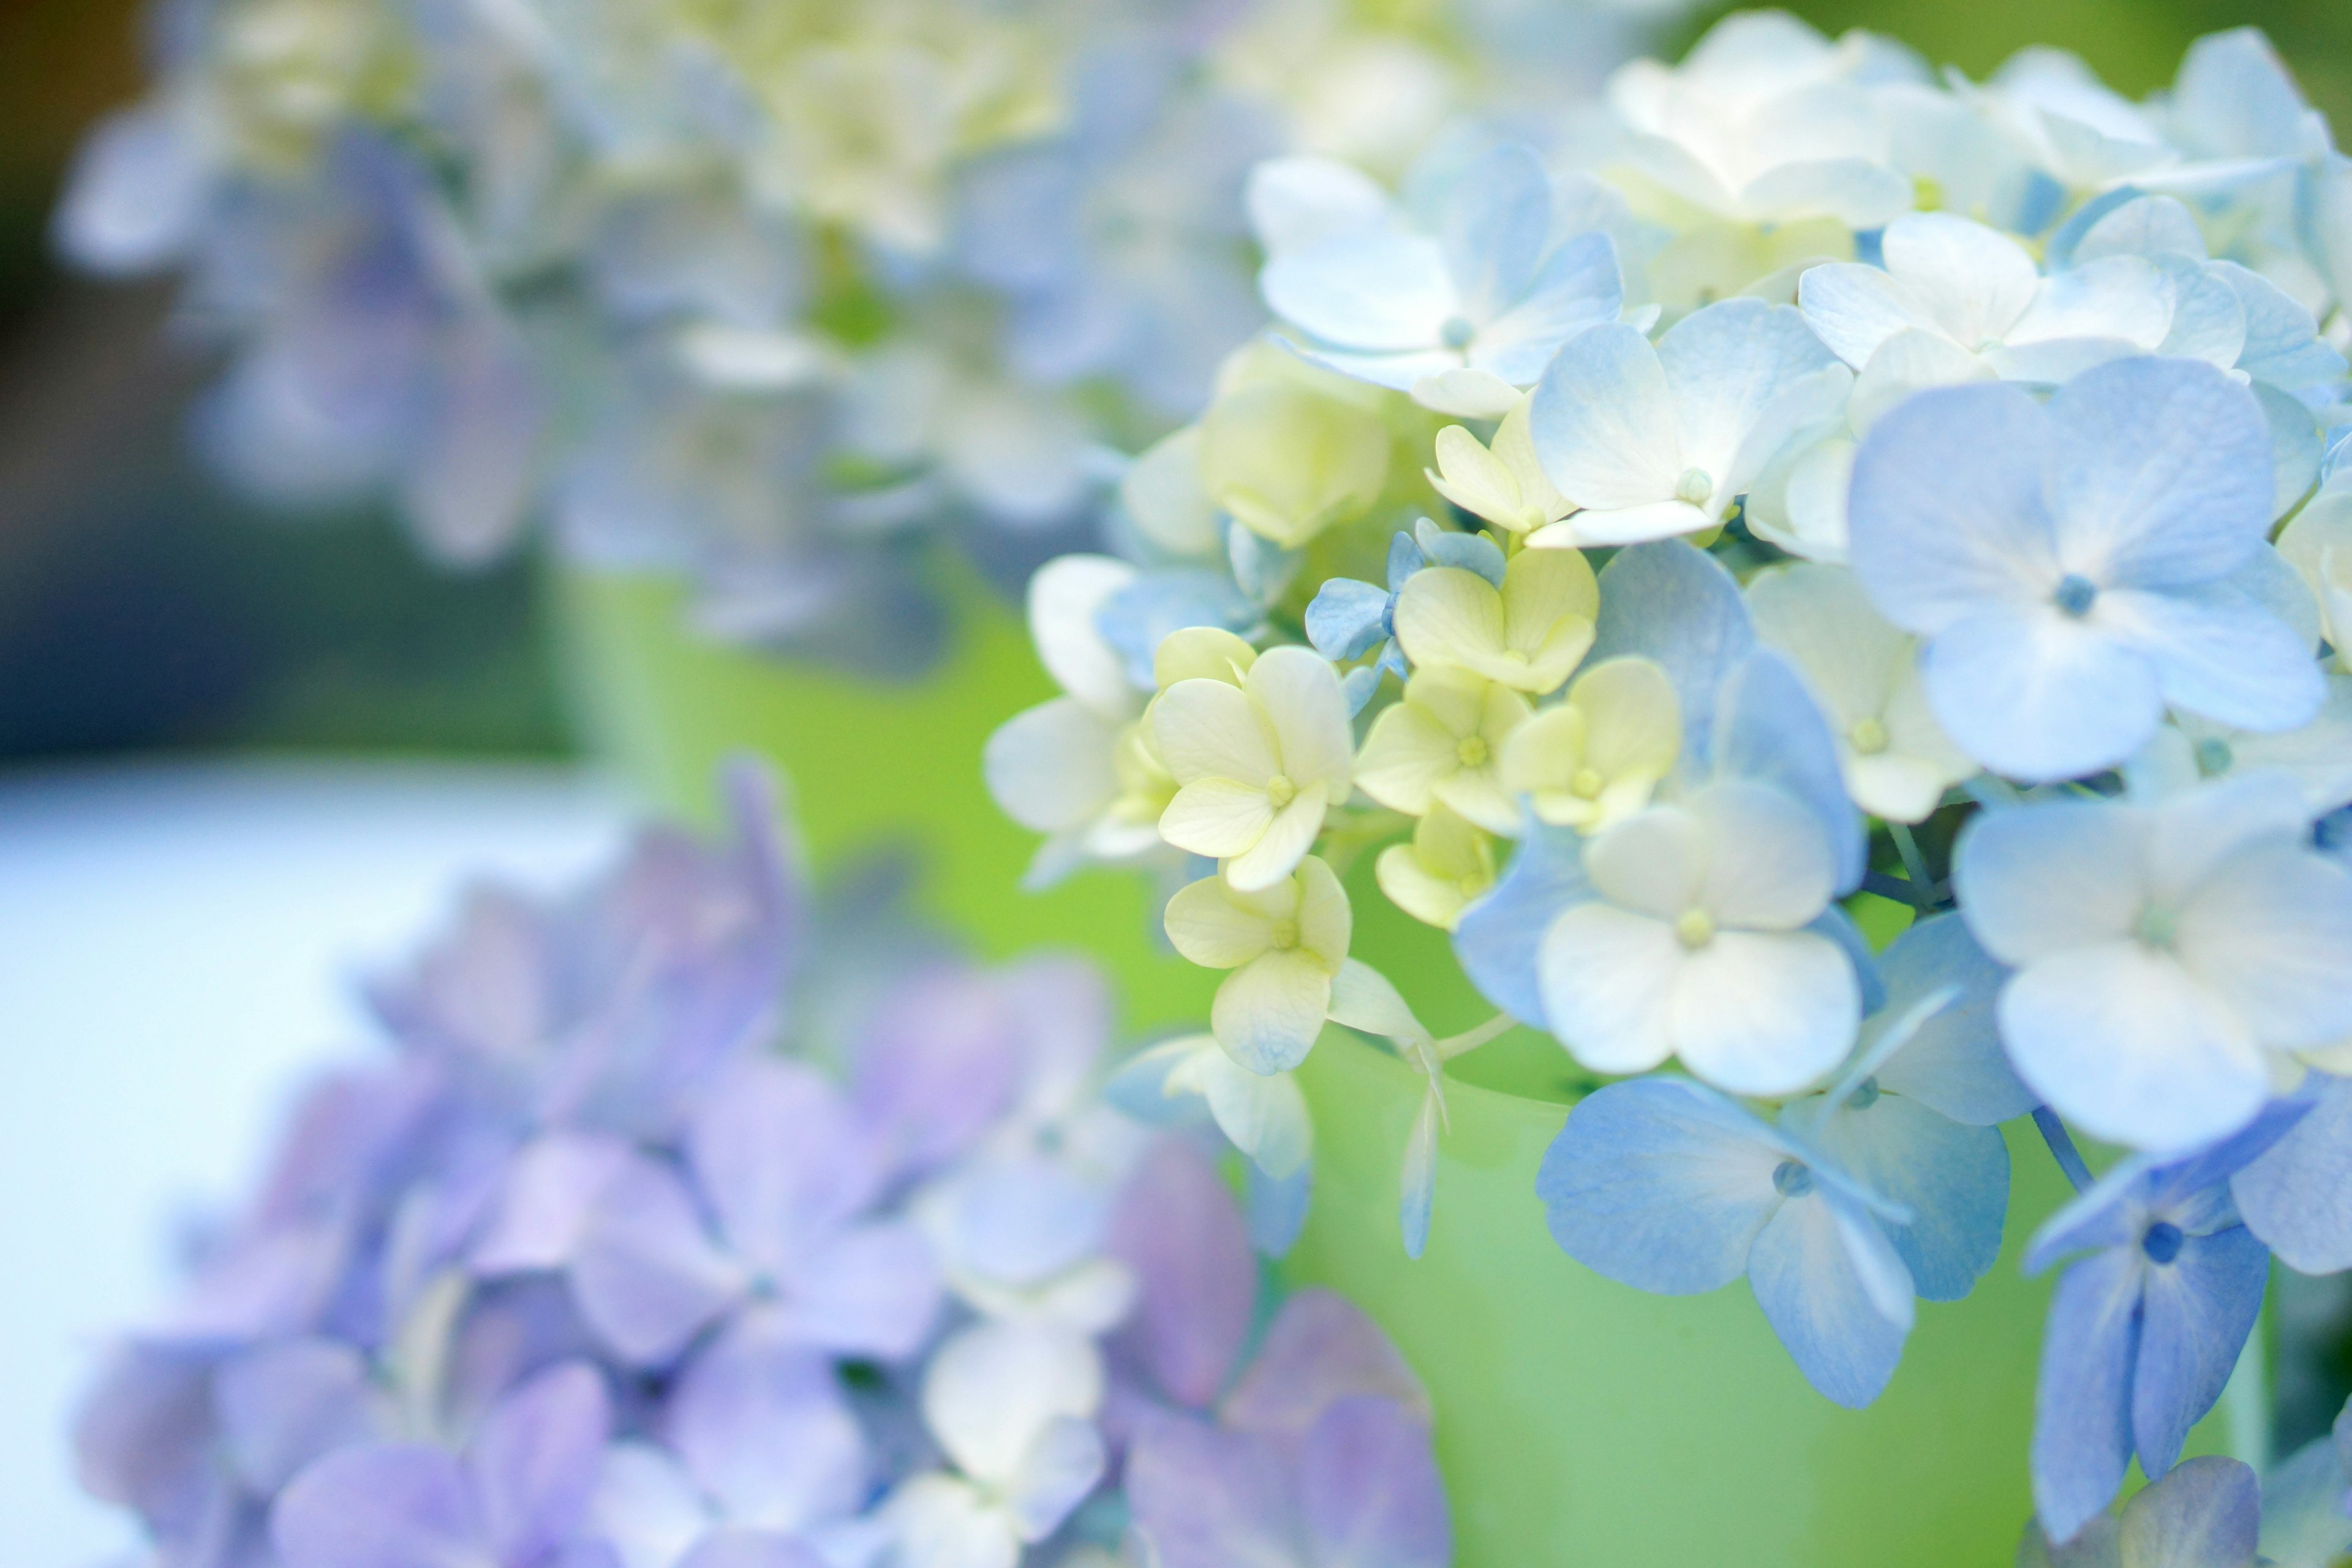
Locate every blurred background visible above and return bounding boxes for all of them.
[2,0,2351,1560]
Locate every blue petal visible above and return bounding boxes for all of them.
[2119,1455,2261,1568]
[1414,518,1507,586]
[1098,570,1258,688]
[1873,914,2037,1127]
[1385,530,1427,590]
[1747,1188,1915,1408]
[1438,141,1550,323]
[1230,525,1303,609]
[1248,1160,1313,1257]
[1536,1078,1793,1295]
[1470,230,1624,386]
[1452,817,1591,1027]
[1714,649,1867,894]
[1810,905,1884,1015]
[1304,578,1391,662]
[2132,1226,2270,1479]
[2232,1072,2352,1273]
[1588,541,1758,775]
[2033,1247,2144,1543]
[1808,1094,2008,1302]
[1341,664,1381,717]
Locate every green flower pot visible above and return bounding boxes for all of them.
[549,559,1217,1032]
[552,559,2252,1567]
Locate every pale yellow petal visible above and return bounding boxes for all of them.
[1499,703,1588,796]
[1377,842,1470,929]
[1212,951,1335,1074]
[1200,383,1388,549]
[1415,802,1492,881]
[1160,776,1274,859]
[1250,646,1355,795]
[1501,548,1600,658]
[1402,662,1490,737]
[1492,395,1572,523]
[1154,627,1256,690]
[1226,783,1329,892]
[1164,875,1276,968]
[1572,657,1683,780]
[1355,703,1460,816]
[1392,567,1505,671]
[1425,425,1528,532]
[1432,766,1519,836]
[1295,854,1354,969]
[1152,677,1277,786]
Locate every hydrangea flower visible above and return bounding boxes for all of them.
[2019,1454,2265,1568]
[1538,1076,1916,1407]
[1798,211,2174,389]
[1390,545,1599,695]
[1527,298,1850,546]
[2023,1111,2303,1542]
[1258,141,1623,417]
[1110,1142,1448,1568]
[1163,858,1352,1074]
[1746,562,1975,824]
[1538,780,1860,1096]
[1847,356,2323,782]
[1355,666,1532,835]
[1954,772,2352,1152]
[1497,656,1682,832]
[1153,646,1355,891]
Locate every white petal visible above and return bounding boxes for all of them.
[1213,951,1335,1075]
[1537,903,1682,1076]
[1250,646,1356,794]
[1999,943,2269,1153]
[1672,929,1859,1095]
[1689,781,1836,931]
[984,699,1121,834]
[922,1322,1101,1485]
[1528,323,1682,510]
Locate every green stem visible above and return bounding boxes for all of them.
[1437,1012,1518,1061]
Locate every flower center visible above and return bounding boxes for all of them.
[1849,716,1889,755]
[1675,467,1715,507]
[1570,767,1605,800]
[1850,1076,1881,1110]
[2142,1221,2184,1265]
[1268,918,1301,952]
[1674,907,1716,949]
[2135,903,2178,951]
[1439,315,1476,350]
[1771,1160,1814,1197]
[1457,736,1490,769]
[1265,773,1297,810]
[2195,737,2234,777]
[2054,573,2098,617]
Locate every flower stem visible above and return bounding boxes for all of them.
[1889,822,1934,897]
[2032,1106,2094,1194]
[1436,1012,1518,1061]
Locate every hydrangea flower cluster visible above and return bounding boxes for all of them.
[56,0,1662,667]
[985,12,2352,1547]
[70,763,1449,1568]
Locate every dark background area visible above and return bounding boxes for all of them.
[0,0,2345,764]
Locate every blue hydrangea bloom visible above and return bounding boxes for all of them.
[1259,142,1623,408]
[2022,1107,2305,1542]
[1847,356,2324,782]
[1538,1076,1917,1408]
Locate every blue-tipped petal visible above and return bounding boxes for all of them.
[1588,541,1757,775]
[1536,1077,1794,1295]
[1747,1188,1914,1409]
[2033,1246,2145,1544]
[2131,1224,2270,1481]
[1452,816,1590,1027]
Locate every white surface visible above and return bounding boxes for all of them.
[0,760,631,1564]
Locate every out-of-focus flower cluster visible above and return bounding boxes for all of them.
[56,0,1670,669]
[72,763,1449,1568]
[983,11,2352,1549]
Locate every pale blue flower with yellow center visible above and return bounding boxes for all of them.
[1526,298,1851,548]
[1257,141,1624,419]
[1537,1075,1917,1408]
[1536,778,1861,1096]
[2022,1108,2303,1544]
[1847,355,2323,782]
[1954,771,2352,1152]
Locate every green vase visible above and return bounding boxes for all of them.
[551,558,2251,1567]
